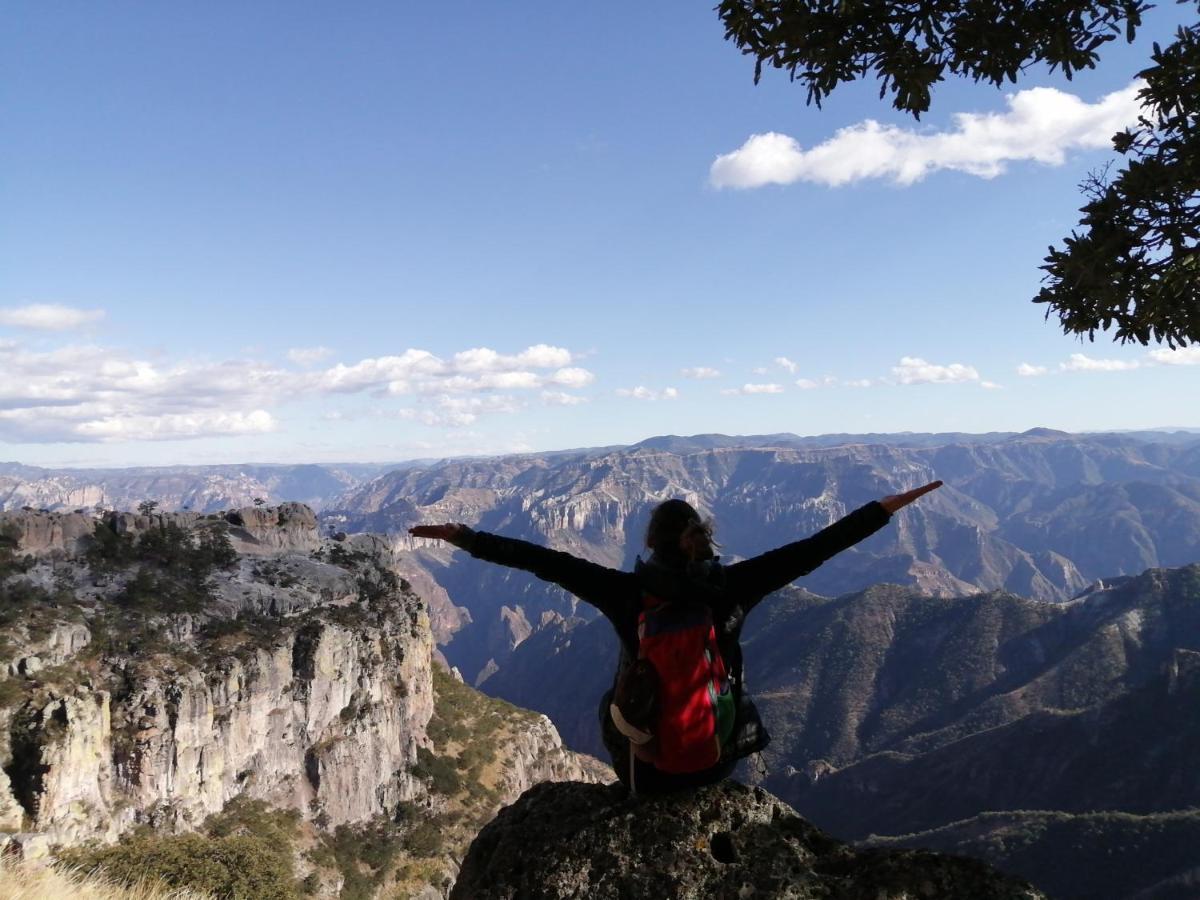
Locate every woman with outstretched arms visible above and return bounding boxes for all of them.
[411,480,941,794]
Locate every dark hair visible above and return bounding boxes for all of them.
[645,499,715,563]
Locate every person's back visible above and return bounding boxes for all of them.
[409,480,940,794]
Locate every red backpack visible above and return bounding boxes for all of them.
[610,592,736,774]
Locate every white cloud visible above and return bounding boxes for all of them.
[842,378,874,388]
[541,391,587,406]
[0,304,105,331]
[721,383,784,395]
[317,350,445,393]
[416,394,523,427]
[1060,353,1140,372]
[774,356,799,373]
[1017,363,1049,377]
[75,410,277,441]
[981,381,1003,390]
[287,346,333,366]
[1148,347,1200,366]
[548,367,595,388]
[892,357,979,385]
[0,339,587,443]
[480,371,542,390]
[710,83,1143,189]
[312,346,594,397]
[515,344,574,369]
[453,344,572,372]
[681,366,721,379]
[795,375,839,389]
[616,386,679,401]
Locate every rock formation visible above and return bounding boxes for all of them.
[0,504,604,857]
[451,780,1043,899]
[0,461,389,514]
[332,431,1200,686]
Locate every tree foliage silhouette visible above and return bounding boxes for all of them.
[718,0,1199,346]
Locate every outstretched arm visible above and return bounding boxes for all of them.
[725,481,942,606]
[408,524,637,620]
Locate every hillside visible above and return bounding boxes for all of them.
[867,809,1200,900]
[0,505,605,897]
[0,462,394,514]
[478,564,1200,898]
[327,430,1200,687]
[452,780,1043,900]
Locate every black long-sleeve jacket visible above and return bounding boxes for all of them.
[462,501,891,765]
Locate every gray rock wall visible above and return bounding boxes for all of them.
[0,503,605,854]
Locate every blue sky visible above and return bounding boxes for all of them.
[3,2,1197,466]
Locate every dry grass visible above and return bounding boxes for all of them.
[0,855,211,900]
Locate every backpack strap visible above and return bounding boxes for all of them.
[610,702,653,746]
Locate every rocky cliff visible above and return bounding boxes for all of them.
[0,461,392,514]
[332,431,1200,686]
[469,564,1200,898]
[451,780,1043,899]
[0,505,604,862]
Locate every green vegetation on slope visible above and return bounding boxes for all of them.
[873,809,1200,900]
[86,520,237,615]
[62,799,301,900]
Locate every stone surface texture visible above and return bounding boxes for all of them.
[451,780,1045,900]
[0,504,603,851]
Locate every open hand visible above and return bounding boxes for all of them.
[880,480,943,514]
[408,523,470,547]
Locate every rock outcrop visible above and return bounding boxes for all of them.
[0,570,434,845]
[451,780,1044,899]
[333,432,1200,688]
[0,502,324,560]
[0,504,605,856]
[1,509,97,556]
[488,714,612,802]
[0,461,384,514]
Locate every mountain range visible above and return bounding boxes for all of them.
[5,427,1200,897]
[0,503,605,894]
[321,429,1200,689]
[0,462,396,513]
[482,559,1200,898]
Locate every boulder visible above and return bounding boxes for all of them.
[451,780,1043,900]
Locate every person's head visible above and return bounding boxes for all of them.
[645,499,716,564]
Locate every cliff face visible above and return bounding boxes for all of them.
[6,502,324,560]
[333,433,1200,687]
[0,531,434,845]
[795,646,1200,841]
[0,505,605,855]
[451,780,1044,900]
[0,462,387,514]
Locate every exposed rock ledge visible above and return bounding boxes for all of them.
[452,780,1043,900]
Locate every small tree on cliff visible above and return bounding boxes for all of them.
[137,499,159,516]
[717,0,1199,347]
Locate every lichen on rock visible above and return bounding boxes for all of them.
[451,780,1044,900]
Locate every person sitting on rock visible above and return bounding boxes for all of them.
[409,480,941,795]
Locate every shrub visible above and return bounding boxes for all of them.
[203,796,300,850]
[0,577,53,628]
[0,677,26,709]
[411,747,461,796]
[63,833,298,900]
[322,819,403,900]
[402,820,444,857]
[0,523,33,579]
